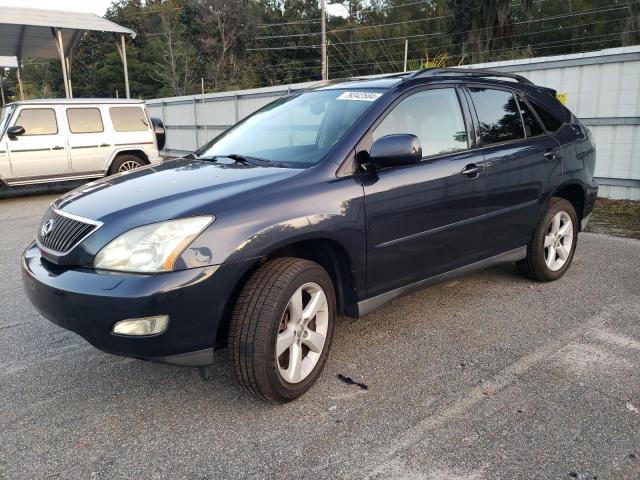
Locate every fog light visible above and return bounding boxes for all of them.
[112,315,169,336]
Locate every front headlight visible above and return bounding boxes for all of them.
[94,216,213,273]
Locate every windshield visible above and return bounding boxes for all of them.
[197,89,385,167]
[0,105,14,138]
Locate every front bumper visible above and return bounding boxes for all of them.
[21,243,254,366]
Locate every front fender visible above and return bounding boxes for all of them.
[175,176,367,274]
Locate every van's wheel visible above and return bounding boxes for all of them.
[108,154,145,175]
[516,197,578,282]
[228,257,336,403]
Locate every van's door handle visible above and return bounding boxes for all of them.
[461,163,484,177]
[543,149,557,160]
[99,143,110,147]
[51,146,64,150]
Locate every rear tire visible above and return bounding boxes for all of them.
[228,257,336,403]
[108,154,145,175]
[516,197,578,282]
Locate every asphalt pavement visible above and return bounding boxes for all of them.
[1,194,639,480]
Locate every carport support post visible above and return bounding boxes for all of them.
[119,34,130,99]
[54,29,71,99]
[16,60,24,100]
[65,56,73,98]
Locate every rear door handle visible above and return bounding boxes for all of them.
[51,146,64,150]
[99,143,110,148]
[543,149,557,160]
[461,163,484,177]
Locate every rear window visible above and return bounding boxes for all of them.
[109,106,149,132]
[468,88,524,145]
[15,108,58,135]
[530,101,563,132]
[67,108,103,134]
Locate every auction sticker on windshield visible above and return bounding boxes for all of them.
[337,91,383,102]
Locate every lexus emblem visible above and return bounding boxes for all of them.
[41,219,55,237]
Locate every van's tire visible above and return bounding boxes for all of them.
[108,154,146,175]
[516,197,578,282]
[228,257,336,403]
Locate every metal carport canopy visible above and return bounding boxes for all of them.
[0,7,136,99]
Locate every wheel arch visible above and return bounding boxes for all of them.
[263,237,360,318]
[550,182,586,230]
[105,149,150,173]
[213,236,359,349]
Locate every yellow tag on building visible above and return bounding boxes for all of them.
[556,93,567,105]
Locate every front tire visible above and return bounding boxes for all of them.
[228,258,336,403]
[516,197,578,282]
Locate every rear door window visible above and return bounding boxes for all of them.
[67,108,104,133]
[468,88,524,145]
[516,95,545,137]
[14,108,58,135]
[109,106,149,132]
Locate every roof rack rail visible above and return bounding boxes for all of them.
[405,67,533,85]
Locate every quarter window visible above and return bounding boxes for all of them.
[14,108,58,135]
[372,88,468,158]
[530,101,563,132]
[469,88,524,145]
[67,108,104,134]
[516,95,545,137]
[109,106,149,132]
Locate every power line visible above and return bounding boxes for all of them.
[247,1,637,51]
[352,16,628,64]
[256,14,448,40]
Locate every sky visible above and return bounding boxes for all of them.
[0,0,349,18]
[0,0,112,15]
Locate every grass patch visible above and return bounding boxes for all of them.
[585,198,640,240]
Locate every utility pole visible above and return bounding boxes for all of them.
[321,0,328,80]
[403,39,408,72]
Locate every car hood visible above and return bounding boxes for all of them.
[55,158,303,223]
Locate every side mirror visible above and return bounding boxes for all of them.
[7,125,25,139]
[150,117,166,150]
[369,134,422,169]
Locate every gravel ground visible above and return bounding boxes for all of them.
[1,194,639,480]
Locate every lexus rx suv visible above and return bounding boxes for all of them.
[22,68,597,403]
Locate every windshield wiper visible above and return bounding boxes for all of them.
[225,154,279,167]
[193,153,292,168]
[225,154,253,164]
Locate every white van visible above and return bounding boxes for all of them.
[0,99,165,186]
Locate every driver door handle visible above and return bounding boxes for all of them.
[543,149,558,160]
[461,163,484,177]
[51,146,64,150]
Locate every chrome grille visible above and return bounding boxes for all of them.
[36,207,99,255]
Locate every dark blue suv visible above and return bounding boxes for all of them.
[22,68,597,402]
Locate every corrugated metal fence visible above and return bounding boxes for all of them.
[147,46,640,200]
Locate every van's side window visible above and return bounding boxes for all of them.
[468,88,524,145]
[14,108,58,135]
[516,95,545,137]
[109,107,149,132]
[372,88,468,158]
[67,108,104,134]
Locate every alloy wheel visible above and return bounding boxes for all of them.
[276,282,329,384]
[118,160,141,172]
[544,211,573,271]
